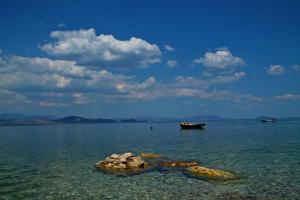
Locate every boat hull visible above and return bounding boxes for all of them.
[261,119,276,123]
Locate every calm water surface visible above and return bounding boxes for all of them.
[0,119,300,199]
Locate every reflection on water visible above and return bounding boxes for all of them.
[0,119,300,199]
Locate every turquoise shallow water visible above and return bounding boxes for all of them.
[0,119,300,199]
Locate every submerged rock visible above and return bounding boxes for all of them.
[95,152,150,175]
[140,152,162,159]
[95,152,242,180]
[161,161,197,168]
[186,165,237,180]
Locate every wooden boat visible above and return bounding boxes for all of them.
[261,118,276,123]
[180,122,205,129]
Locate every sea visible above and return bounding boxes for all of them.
[0,118,300,199]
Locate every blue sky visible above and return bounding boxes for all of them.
[0,0,300,118]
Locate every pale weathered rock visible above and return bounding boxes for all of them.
[110,154,120,159]
[105,157,115,163]
[119,152,133,159]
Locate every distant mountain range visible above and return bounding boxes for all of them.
[119,119,147,123]
[0,113,58,120]
[55,116,116,124]
[0,113,284,126]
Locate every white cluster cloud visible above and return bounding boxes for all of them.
[0,55,135,93]
[0,53,259,106]
[193,48,246,85]
[267,65,285,75]
[193,48,244,71]
[0,53,249,103]
[0,29,266,109]
[41,28,161,68]
[0,56,90,78]
[125,73,250,101]
[166,59,178,68]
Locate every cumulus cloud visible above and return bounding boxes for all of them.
[0,46,249,107]
[274,94,300,100]
[40,28,161,68]
[0,54,135,93]
[166,59,178,68]
[164,44,175,52]
[0,55,92,78]
[267,65,285,75]
[123,72,247,101]
[0,53,165,105]
[193,48,244,71]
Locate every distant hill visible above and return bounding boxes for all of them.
[0,119,54,126]
[119,119,147,123]
[0,113,58,120]
[0,114,116,126]
[55,116,116,123]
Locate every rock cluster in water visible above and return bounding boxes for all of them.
[95,152,239,181]
[95,152,149,174]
